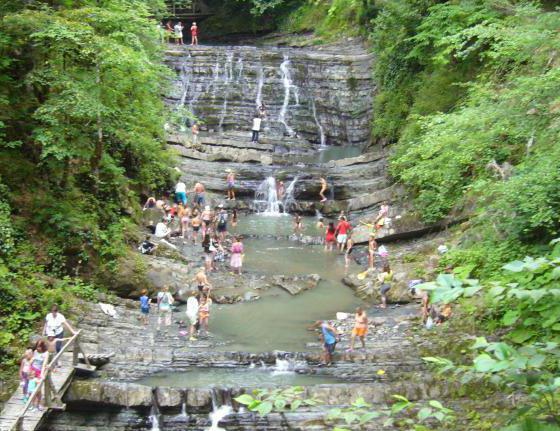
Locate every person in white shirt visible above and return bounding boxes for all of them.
[175,181,187,205]
[251,115,261,143]
[43,305,76,353]
[174,21,184,45]
[155,218,171,238]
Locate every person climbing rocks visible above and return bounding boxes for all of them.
[309,320,340,366]
[335,216,351,252]
[193,182,206,207]
[368,234,378,269]
[191,123,199,146]
[258,104,267,119]
[139,236,157,255]
[319,177,328,203]
[216,204,228,241]
[143,197,157,210]
[198,295,212,336]
[139,289,151,325]
[201,204,214,240]
[175,180,187,206]
[156,286,174,333]
[230,236,244,275]
[348,307,368,352]
[251,114,261,143]
[180,205,192,240]
[174,21,184,45]
[325,222,336,251]
[378,264,393,309]
[43,305,76,353]
[374,201,389,230]
[226,169,236,200]
[190,21,198,45]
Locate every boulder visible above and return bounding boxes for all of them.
[271,274,321,295]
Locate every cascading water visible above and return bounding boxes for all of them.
[254,177,282,215]
[177,54,192,131]
[218,52,234,131]
[311,97,327,148]
[278,55,296,136]
[282,176,299,212]
[149,390,162,431]
[208,388,233,431]
[255,65,264,108]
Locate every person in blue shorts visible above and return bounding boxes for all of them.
[309,320,340,366]
[139,289,151,325]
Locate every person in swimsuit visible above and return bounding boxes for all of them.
[190,21,198,45]
[226,170,236,200]
[191,210,202,244]
[201,205,214,240]
[277,181,285,201]
[316,217,325,230]
[325,222,336,251]
[180,206,192,240]
[193,267,212,295]
[198,295,212,336]
[192,182,205,207]
[374,201,389,230]
[191,123,200,146]
[348,307,368,352]
[319,177,328,203]
[368,234,378,269]
[293,214,303,234]
[19,348,33,403]
[335,216,351,252]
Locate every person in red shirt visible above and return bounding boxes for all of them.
[190,22,198,45]
[335,216,351,252]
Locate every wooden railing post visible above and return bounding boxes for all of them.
[43,370,53,408]
[72,333,79,366]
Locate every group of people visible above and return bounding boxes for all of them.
[19,306,76,410]
[163,20,198,45]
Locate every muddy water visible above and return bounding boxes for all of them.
[209,215,364,352]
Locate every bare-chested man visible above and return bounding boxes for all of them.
[348,307,368,351]
[193,267,212,296]
[200,205,214,240]
[193,182,205,207]
[226,170,236,200]
[319,177,328,203]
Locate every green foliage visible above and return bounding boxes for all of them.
[234,386,318,416]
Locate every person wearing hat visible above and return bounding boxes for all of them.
[216,204,228,241]
[226,170,236,200]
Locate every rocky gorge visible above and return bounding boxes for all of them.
[32,40,459,431]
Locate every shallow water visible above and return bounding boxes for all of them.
[209,215,364,352]
[136,367,340,388]
[233,214,320,237]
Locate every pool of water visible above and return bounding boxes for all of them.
[136,367,340,388]
[207,215,364,352]
[233,214,321,237]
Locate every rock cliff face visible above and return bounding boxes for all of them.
[165,43,375,147]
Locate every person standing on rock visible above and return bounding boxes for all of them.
[319,177,328,203]
[378,264,393,309]
[309,320,340,366]
[344,232,355,268]
[201,205,214,240]
[139,289,151,325]
[230,236,244,275]
[226,169,236,200]
[191,123,199,146]
[157,286,174,333]
[368,234,378,269]
[191,209,202,244]
[251,115,261,143]
[192,182,206,207]
[174,21,184,45]
[186,292,199,341]
[216,204,228,242]
[348,307,368,352]
[335,216,351,252]
[190,22,198,45]
[198,295,212,336]
[193,267,212,296]
[374,201,390,230]
[175,180,187,206]
[277,181,285,201]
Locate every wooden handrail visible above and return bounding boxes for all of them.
[14,330,85,430]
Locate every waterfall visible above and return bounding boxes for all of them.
[149,390,162,431]
[255,65,264,108]
[282,176,299,212]
[218,52,234,131]
[210,58,221,98]
[278,55,295,136]
[311,97,327,147]
[254,177,282,215]
[208,388,232,431]
[236,55,244,82]
[179,402,188,420]
[178,54,192,130]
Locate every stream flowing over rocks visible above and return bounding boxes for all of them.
[34,40,462,431]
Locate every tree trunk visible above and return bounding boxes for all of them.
[90,60,103,192]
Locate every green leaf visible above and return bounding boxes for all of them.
[473,353,498,372]
[471,337,489,349]
[502,310,520,326]
[417,407,432,421]
[291,399,302,411]
[428,400,444,410]
[352,397,370,408]
[256,401,273,416]
[507,328,534,344]
[274,398,286,410]
[234,394,255,405]
[359,412,380,424]
[503,260,525,272]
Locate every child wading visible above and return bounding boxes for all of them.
[230,236,244,275]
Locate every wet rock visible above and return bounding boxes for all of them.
[271,274,321,295]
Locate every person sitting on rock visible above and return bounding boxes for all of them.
[155,218,171,239]
[138,236,157,255]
